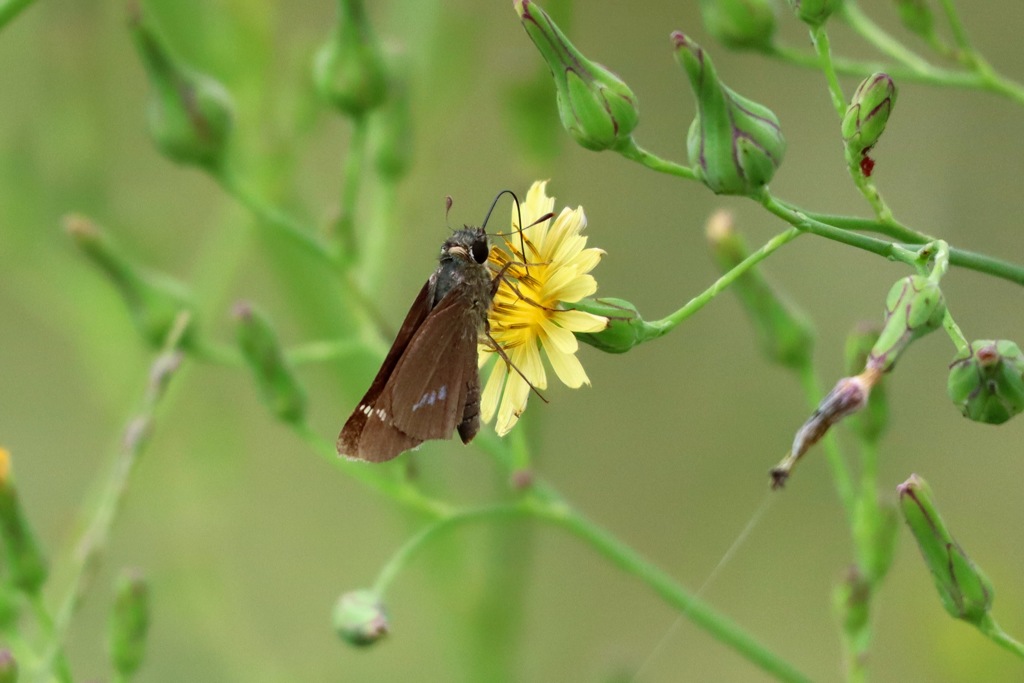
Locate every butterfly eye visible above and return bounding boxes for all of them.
[471,238,489,264]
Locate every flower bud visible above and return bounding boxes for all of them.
[706,210,814,370]
[947,339,1024,425]
[894,0,935,39]
[333,590,388,646]
[66,215,196,349]
[844,323,889,442]
[867,275,945,373]
[515,0,639,151]
[786,0,841,27]
[127,7,233,169]
[233,302,308,425]
[700,0,777,52]
[567,297,655,354]
[841,73,896,174]
[109,569,150,678]
[673,32,785,196]
[313,0,389,118]
[0,650,17,683]
[898,474,994,625]
[0,449,47,595]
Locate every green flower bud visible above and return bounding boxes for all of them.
[673,32,786,196]
[894,0,935,39]
[515,0,639,152]
[787,0,841,27]
[867,275,945,373]
[0,449,47,595]
[706,210,814,370]
[700,0,777,52]
[333,590,388,647]
[842,73,896,175]
[566,297,656,354]
[313,0,389,118]
[898,474,994,625]
[844,323,889,442]
[109,569,150,678]
[233,302,308,425]
[128,7,233,169]
[0,650,17,683]
[66,215,196,349]
[947,339,1024,425]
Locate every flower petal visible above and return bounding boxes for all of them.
[539,317,579,354]
[552,309,608,333]
[546,346,590,388]
[480,358,506,423]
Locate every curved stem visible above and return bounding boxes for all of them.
[617,138,697,180]
[811,27,847,117]
[841,0,934,73]
[334,114,369,259]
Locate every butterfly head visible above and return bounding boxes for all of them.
[442,227,490,265]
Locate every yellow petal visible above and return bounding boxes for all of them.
[513,340,547,390]
[480,359,506,423]
[552,309,608,333]
[539,317,579,354]
[495,372,530,436]
[546,346,590,388]
[547,272,598,303]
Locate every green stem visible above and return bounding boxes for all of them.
[616,138,697,180]
[0,0,34,31]
[935,0,976,63]
[28,593,72,683]
[979,616,1024,660]
[648,227,803,336]
[286,339,366,366]
[841,0,935,73]
[334,114,369,259]
[793,209,933,243]
[811,27,846,117]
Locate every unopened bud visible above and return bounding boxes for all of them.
[109,569,150,678]
[128,7,233,169]
[313,0,389,117]
[844,323,889,441]
[898,474,994,624]
[707,210,814,370]
[233,303,307,425]
[333,590,388,646]
[868,275,945,373]
[842,73,896,175]
[567,297,653,354]
[700,0,777,52]
[515,0,639,152]
[674,32,785,196]
[786,0,841,27]
[0,449,48,595]
[947,339,1024,425]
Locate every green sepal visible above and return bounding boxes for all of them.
[842,73,896,166]
[313,0,389,118]
[898,475,994,625]
[674,32,785,196]
[707,213,814,369]
[699,0,777,52]
[515,0,639,152]
[844,324,889,441]
[233,303,308,425]
[108,569,150,678]
[566,297,657,354]
[333,589,388,647]
[947,339,1024,425]
[786,0,841,27]
[128,8,233,170]
[868,275,945,373]
[66,215,196,350]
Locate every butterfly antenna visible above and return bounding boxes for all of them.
[482,189,532,276]
[444,195,455,233]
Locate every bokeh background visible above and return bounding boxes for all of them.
[2,0,1023,680]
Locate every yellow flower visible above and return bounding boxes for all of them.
[479,181,608,436]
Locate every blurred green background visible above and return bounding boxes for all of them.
[2,0,1023,680]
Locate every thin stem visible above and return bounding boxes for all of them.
[793,209,933,243]
[935,0,976,64]
[979,616,1024,660]
[648,227,803,336]
[0,0,35,31]
[334,114,369,258]
[811,27,847,117]
[841,0,935,73]
[616,138,697,180]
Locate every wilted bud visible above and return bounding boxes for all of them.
[127,7,233,169]
[898,474,994,624]
[0,650,17,683]
[947,339,1024,425]
[313,0,389,117]
[66,215,196,349]
[673,32,785,196]
[707,210,814,370]
[771,370,879,488]
[333,590,388,646]
[567,297,655,354]
[233,303,308,425]
[867,275,945,373]
[894,0,934,39]
[109,569,150,678]
[0,449,47,595]
[515,0,639,151]
[841,73,896,175]
[786,0,841,27]
[700,0,777,52]
[844,323,889,442]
